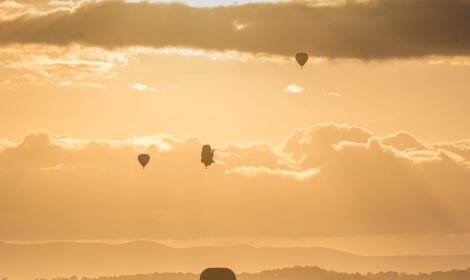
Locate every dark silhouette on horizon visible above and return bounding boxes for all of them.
[200,268,236,280]
[22,266,470,280]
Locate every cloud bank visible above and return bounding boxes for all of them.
[1,0,470,60]
[1,123,469,240]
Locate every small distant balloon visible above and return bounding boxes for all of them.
[138,154,150,169]
[295,52,309,69]
[201,145,215,169]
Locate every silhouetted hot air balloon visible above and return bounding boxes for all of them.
[200,268,236,280]
[201,145,215,169]
[295,52,309,69]
[138,154,150,169]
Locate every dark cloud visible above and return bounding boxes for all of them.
[1,0,470,59]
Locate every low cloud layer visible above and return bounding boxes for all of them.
[1,123,469,240]
[1,0,470,59]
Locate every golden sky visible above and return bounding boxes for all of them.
[1,0,470,255]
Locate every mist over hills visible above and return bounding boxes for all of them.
[2,241,470,279]
[6,266,470,280]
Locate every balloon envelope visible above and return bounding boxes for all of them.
[201,145,215,169]
[295,52,309,68]
[200,268,236,280]
[138,154,150,169]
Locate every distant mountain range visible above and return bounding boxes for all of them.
[1,241,470,279]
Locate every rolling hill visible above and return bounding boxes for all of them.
[1,241,470,279]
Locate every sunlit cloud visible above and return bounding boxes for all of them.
[130,82,158,92]
[155,47,267,62]
[129,134,177,152]
[125,0,288,7]
[324,92,342,97]
[0,44,129,86]
[47,0,78,7]
[428,56,470,66]
[292,0,366,7]
[233,19,249,31]
[0,138,14,152]
[58,79,105,89]
[0,0,79,21]
[0,44,289,87]
[0,0,27,9]
[283,84,304,94]
[123,46,289,64]
[227,165,320,181]
[1,123,470,240]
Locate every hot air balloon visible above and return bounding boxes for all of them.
[200,268,236,280]
[201,145,215,169]
[137,154,150,169]
[295,52,308,69]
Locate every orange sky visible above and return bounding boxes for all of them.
[1,0,470,255]
[1,46,470,145]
